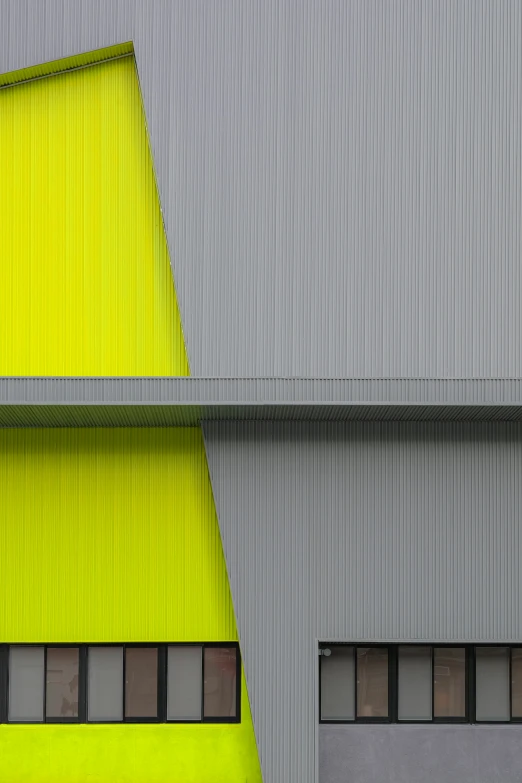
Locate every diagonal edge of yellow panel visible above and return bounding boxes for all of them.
[0,44,262,781]
[0,42,134,89]
[0,427,263,782]
[0,51,189,376]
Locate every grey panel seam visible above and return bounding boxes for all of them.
[2,377,522,404]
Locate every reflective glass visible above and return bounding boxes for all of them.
[356,647,388,718]
[46,647,79,719]
[125,647,158,718]
[203,647,238,718]
[433,648,466,718]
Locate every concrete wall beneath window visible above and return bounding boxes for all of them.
[320,725,522,783]
[205,421,522,783]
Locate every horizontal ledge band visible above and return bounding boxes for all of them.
[1,378,522,426]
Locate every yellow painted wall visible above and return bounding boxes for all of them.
[0,51,261,781]
[0,54,188,376]
[0,427,262,782]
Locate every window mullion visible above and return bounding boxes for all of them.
[78,645,87,723]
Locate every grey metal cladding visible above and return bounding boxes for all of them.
[3,376,522,403]
[7,403,522,428]
[2,1,522,378]
[204,421,522,783]
[3,378,522,427]
[0,405,202,428]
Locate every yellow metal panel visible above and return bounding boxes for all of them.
[0,50,261,781]
[0,428,234,641]
[0,427,262,782]
[0,55,189,376]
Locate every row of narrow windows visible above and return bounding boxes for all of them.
[0,644,240,723]
[319,645,522,723]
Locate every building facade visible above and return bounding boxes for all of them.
[1,2,522,782]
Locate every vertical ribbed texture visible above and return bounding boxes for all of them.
[0,428,232,641]
[205,421,522,783]
[0,20,263,783]
[0,427,262,782]
[0,43,262,781]
[2,1,522,377]
[0,54,188,376]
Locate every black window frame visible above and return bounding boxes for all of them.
[201,643,241,724]
[511,647,522,724]
[427,645,470,725]
[319,643,522,725]
[0,642,241,725]
[122,643,164,724]
[166,642,241,725]
[474,645,522,726]
[318,643,395,724]
[354,644,394,724]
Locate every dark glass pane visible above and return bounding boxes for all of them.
[203,647,238,718]
[46,647,79,719]
[511,649,522,718]
[398,646,432,721]
[320,646,355,721]
[167,645,202,721]
[9,646,45,722]
[475,647,509,721]
[125,647,158,718]
[356,648,388,718]
[433,648,466,718]
[88,646,124,722]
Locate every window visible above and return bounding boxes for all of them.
[320,645,391,722]
[88,646,124,722]
[319,644,522,724]
[512,649,522,718]
[475,647,509,721]
[398,646,431,721]
[46,647,80,720]
[320,645,355,721]
[167,646,202,721]
[356,647,389,718]
[125,647,159,720]
[203,646,239,719]
[433,647,466,719]
[0,643,240,724]
[8,646,44,722]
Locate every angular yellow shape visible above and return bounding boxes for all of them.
[0,427,262,782]
[0,55,189,375]
[0,428,229,640]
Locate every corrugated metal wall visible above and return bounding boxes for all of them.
[0,46,262,781]
[3,3,522,781]
[204,421,522,783]
[0,52,188,376]
[2,0,522,377]
[0,427,262,783]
